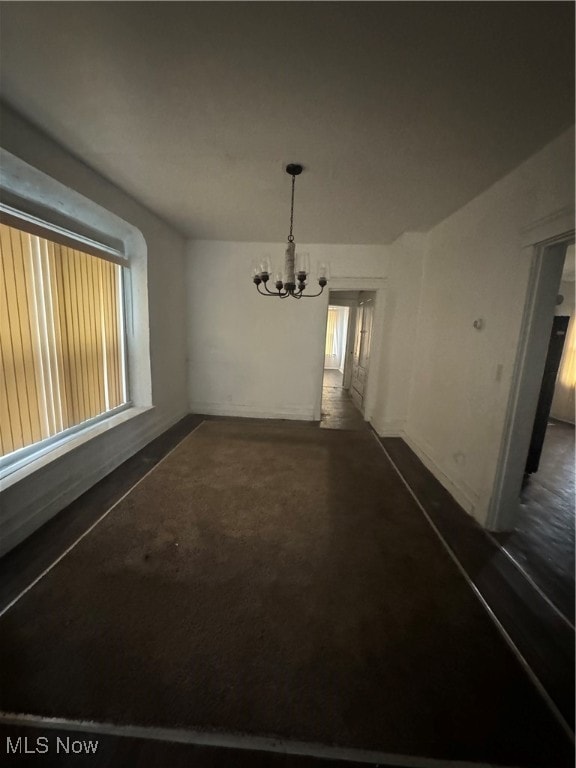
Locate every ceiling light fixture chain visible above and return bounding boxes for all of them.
[253,163,328,299]
[287,171,296,243]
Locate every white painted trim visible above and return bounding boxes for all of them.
[373,435,574,742]
[520,207,575,248]
[328,277,387,291]
[0,405,189,558]
[483,529,575,631]
[189,403,316,421]
[487,235,574,531]
[342,304,356,390]
[0,712,527,768]
[318,278,387,425]
[0,148,152,411]
[0,201,125,264]
[548,416,576,426]
[372,417,405,437]
[0,406,151,489]
[0,420,206,618]
[315,290,332,420]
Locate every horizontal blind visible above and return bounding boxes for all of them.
[0,222,126,458]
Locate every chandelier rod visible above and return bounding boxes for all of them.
[288,172,296,243]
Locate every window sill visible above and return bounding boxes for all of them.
[0,406,154,491]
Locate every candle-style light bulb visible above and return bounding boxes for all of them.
[296,251,310,276]
[317,262,328,288]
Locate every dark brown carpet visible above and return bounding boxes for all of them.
[0,421,572,766]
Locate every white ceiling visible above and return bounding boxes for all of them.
[0,2,573,244]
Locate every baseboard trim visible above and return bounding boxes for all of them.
[372,418,404,437]
[549,416,575,427]
[400,431,478,519]
[188,402,315,421]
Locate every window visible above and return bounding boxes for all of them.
[325,305,349,369]
[0,210,128,461]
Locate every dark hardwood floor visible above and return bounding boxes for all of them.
[380,436,575,732]
[494,419,575,623]
[320,369,367,431]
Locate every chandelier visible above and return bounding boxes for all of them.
[253,164,328,298]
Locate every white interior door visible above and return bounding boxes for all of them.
[351,294,374,412]
[342,307,356,390]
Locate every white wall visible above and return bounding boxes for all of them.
[187,241,387,420]
[0,107,189,554]
[371,232,426,436]
[403,127,575,525]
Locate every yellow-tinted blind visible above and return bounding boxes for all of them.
[0,222,126,457]
[325,307,339,357]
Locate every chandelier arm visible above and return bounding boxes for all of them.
[257,283,284,297]
[299,285,326,297]
[263,281,283,296]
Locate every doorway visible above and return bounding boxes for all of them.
[490,239,575,623]
[320,291,373,430]
[323,304,349,390]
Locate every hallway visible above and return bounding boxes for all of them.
[320,370,368,431]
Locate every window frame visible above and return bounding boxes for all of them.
[0,148,152,484]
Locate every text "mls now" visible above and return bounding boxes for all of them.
[6,736,99,755]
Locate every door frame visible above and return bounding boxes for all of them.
[350,292,376,414]
[315,278,386,422]
[487,229,574,531]
[341,305,356,390]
